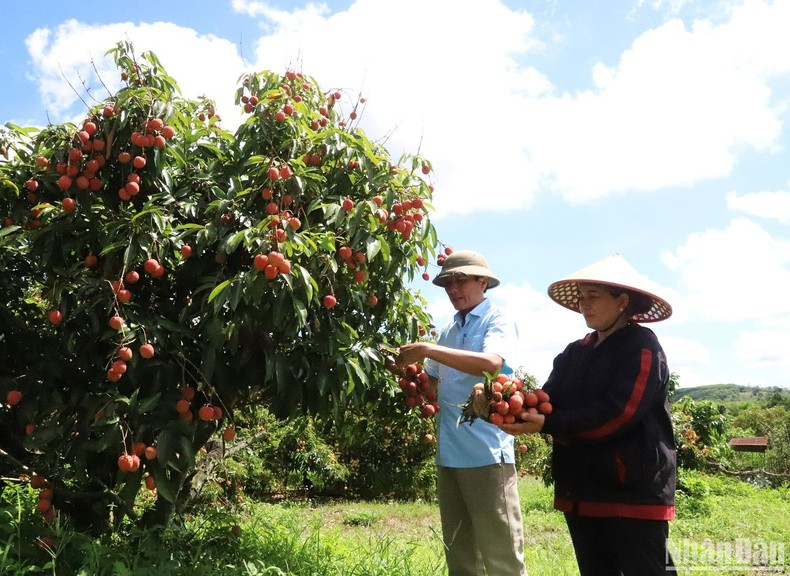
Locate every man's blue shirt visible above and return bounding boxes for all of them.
[425,298,520,468]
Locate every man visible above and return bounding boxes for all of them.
[396,250,526,576]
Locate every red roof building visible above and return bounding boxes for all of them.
[727,436,769,453]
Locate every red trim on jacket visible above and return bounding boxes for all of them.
[576,348,652,441]
[554,496,675,521]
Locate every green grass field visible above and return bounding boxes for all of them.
[215,472,788,576]
[2,472,788,575]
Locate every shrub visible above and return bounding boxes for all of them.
[671,396,730,471]
[323,402,437,500]
[675,469,713,517]
[731,404,790,485]
[183,400,438,504]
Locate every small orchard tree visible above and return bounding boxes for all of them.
[0,41,437,531]
[671,396,729,471]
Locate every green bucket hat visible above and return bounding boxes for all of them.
[432,250,500,289]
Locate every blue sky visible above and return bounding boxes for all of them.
[3,0,790,389]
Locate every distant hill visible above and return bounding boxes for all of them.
[671,384,790,404]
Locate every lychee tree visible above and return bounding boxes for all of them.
[0,41,437,530]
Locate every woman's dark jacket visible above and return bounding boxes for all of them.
[541,323,676,520]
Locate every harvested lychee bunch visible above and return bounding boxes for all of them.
[459,374,552,426]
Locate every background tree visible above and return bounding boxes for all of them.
[0,41,438,532]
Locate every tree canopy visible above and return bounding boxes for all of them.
[0,41,438,530]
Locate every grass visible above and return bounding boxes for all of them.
[1,473,788,575]
[226,473,789,576]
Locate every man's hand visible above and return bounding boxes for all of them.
[395,342,430,370]
[396,341,503,378]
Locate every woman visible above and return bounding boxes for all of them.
[500,253,676,575]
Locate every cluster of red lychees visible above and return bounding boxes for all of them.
[397,362,440,419]
[459,374,552,426]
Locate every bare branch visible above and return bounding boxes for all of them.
[90,57,114,101]
[58,64,91,113]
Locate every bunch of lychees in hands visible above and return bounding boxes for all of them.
[459,373,552,426]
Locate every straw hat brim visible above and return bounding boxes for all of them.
[433,268,500,289]
[432,250,500,289]
[547,254,672,323]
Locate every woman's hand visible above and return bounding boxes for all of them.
[498,413,545,435]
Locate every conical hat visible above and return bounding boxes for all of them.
[547,254,672,322]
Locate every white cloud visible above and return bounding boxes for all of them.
[25,19,246,127]
[231,0,281,18]
[647,0,693,14]
[492,281,582,381]
[522,0,790,204]
[662,217,790,322]
[726,181,790,224]
[242,0,545,217]
[658,334,711,386]
[734,328,790,382]
[25,2,790,218]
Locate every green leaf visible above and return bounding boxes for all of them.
[208,279,231,303]
[296,264,315,301]
[150,465,178,504]
[0,226,20,239]
[245,154,271,167]
[365,237,382,262]
[345,357,367,386]
[96,425,122,452]
[315,369,329,396]
[174,223,205,232]
[293,297,308,326]
[117,468,143,513]
[156,427,195,474]
[24,425,65,450]
[134,392,162,414]
[130,207,160,223]
[225,228,250,252]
